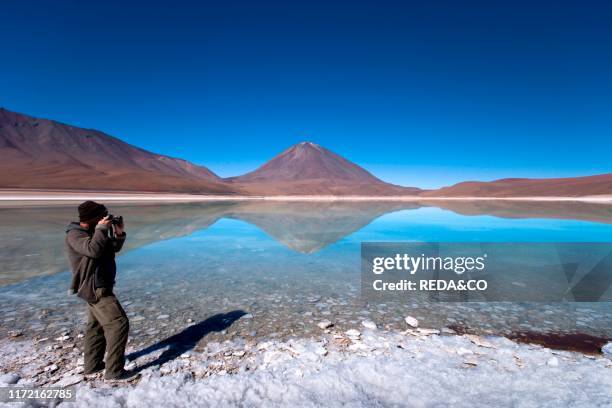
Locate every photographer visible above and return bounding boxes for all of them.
[65,200,137,381]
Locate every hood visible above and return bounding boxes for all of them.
[66,222,88,234]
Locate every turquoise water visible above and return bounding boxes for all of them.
[0,200,610,348]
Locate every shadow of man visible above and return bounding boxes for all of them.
[127,310,247,372]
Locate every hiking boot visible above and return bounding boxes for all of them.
[84,362,105,378]
[105,369,141,382]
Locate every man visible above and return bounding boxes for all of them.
[65,200,137,381]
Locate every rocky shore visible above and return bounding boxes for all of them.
[1,317,611,407]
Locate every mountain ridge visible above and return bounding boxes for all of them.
[421,173,612,197]
[1,107,611,197]
[0,108,419,195]
[0,107,235,194]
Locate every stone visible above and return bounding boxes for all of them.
[404,316,419,328]
[55,374,82,387]
[416,328,440,335]
[362,320,377,330]
[602,342,612,357]
[317,320,333,329]
[0,373,20,384]
[462,359,478,367]
[465,334,495,349]
[125,361,136,370]
[314,346,328,356]
[346,329,361,338]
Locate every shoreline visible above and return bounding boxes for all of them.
[1,190,612,203]
[1,326,610,406]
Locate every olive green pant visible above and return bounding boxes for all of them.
[84,288,129,379]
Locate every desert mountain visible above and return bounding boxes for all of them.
[226,142,421,195]
[421,174,612,198]
[2,107,609,198]
[0,108,236,194]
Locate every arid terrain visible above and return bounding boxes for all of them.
[1,107,611,198]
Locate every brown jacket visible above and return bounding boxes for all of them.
[65,222,126,303]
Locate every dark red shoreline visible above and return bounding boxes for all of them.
[449,325,610,355]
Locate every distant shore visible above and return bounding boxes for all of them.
[0,189,611,204]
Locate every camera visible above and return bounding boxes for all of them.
[106,214,123,226]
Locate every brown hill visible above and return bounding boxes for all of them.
[226,142,421,195]
[0,108,237,194]
[422,174,612,198]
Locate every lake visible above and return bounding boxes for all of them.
[1,200,611,351]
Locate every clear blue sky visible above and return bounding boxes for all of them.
[1,0,611,188]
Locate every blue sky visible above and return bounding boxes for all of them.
[1,1,611,188]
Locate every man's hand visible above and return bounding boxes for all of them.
[98,215,112,227]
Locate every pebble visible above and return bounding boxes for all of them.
[157,314,170,319]
[362,320,377,330]
[8,331,23,338]
[602,342,612,357]
[44,364,59,373]
[125,361,136,370]
[317,320,333,329]
[0,373,20,384]
[55,374,82,387]
[314,346,328,356]
[462,359,478,367]
[346,329,361,338]
[465,334,495,349]
[404,316,419,328]
[416,328,440,335]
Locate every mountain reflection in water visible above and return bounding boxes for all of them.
[1,199,611,285]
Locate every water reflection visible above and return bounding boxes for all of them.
[1,200,612,285]
[0,200,611,347]
[419,199,612,224]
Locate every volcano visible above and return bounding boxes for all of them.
[226,142,421,195]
